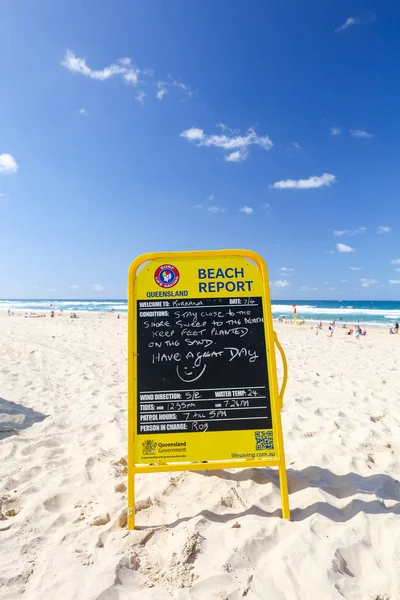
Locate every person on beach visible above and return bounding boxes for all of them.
[389,321,399,334]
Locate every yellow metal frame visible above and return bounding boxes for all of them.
[127,249,290,529]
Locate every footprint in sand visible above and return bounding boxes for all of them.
[45,514,69,533]
[5,465,42,490]
[43,492,77,513]
[20,438,61,457]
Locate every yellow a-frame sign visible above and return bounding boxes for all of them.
[127,249,289,529]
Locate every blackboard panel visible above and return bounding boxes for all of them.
[136,296,271,435]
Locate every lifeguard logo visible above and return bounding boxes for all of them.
[155,264,180,289]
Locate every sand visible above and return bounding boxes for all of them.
[1,312,400,600]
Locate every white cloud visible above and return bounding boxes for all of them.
[156,78,192,101]
[300,285,318,291]
[156,81,168,100]
[70,284,79,289]
[92,284,104,291]
[335,17,357,32]
[333,227,366,236]
[341,280,348,283]
[172,80,188,91]
[0,153,18,174]
[62,50,139,85]
[390,259,400,265]
[349,266,362,270]
[270,280,289,288]
[377,226,391,234]
[193,202,226,212]
[171,79,193,98]
[208,194,214,202]
[350,129,374,138]
[126,70,139,85]
[271,173,336,190]
[62,52,191,103]
[291,141,303,151]
[79,108,88,115]
[337,243,355,253]
[135,91,146,105]
[225,150,246,162]
[280,267,294,273]
[389,280,400,285]
[239,206,253,214]
[180,125,273,162]
[182,127,203,141]
[329,287,337,291]
[335,13,375,33]
[331,127,341,136]
[361,278,377,288]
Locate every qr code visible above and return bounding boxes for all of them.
[254,431,274,451]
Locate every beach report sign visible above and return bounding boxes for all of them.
[127,250,290,528]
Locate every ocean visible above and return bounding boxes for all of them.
[1,299,400,328]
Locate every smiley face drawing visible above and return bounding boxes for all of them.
[176,359,207,383]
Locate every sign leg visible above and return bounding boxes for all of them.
[128,472,135,530]
[279,463,290,519]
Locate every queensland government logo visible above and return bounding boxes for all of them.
[142,440,157,455]
[154,264,180,288]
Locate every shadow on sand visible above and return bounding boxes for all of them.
[0,397,47,440]
[135,466,400,529]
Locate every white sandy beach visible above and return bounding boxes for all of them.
[1,312,400,599]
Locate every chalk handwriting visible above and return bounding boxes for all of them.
[224,347,259,363]
[176,363,207,383]
[185,391,202,400]
[210,327,248,337]
[137,296,270,436]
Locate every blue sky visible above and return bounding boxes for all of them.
[1,0,400,300]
